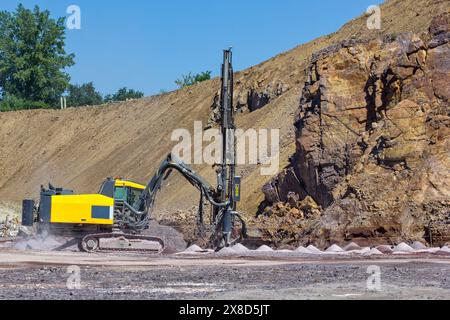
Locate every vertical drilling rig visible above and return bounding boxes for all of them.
[22,49,246,252]
[215,48,241,247]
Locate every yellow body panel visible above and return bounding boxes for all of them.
[115,180,145,190]
[50,194,114,225]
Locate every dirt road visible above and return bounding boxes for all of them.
[0,249,448,300]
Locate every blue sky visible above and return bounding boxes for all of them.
[1,0,384,96]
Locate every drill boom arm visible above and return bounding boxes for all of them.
[122,153,229,230]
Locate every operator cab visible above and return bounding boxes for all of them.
[98,178,145,211]
[113,179,145,205]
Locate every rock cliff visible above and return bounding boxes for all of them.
[257,14,450,247]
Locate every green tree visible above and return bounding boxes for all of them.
[175,71,212,88]
[66,82,103,107]
[104,87,144,102]
[0,4,74,110]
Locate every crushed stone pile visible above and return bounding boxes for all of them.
[217,247,236,255]
[440,246,450,253]
[325,244,344,253]
[295,246,312,254]
[173,242,449,256]
[393,242,415,253]
[364,248,384,256]
[306,245,322,254]
[412,241,427,250]
[357,247,371,254]
[343,242,361,251]
[256,245,274,252]
[232,243,250,253]
[182,244,204,253]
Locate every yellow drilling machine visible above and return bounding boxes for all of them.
[21,49,247,253]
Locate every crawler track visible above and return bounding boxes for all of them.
[79,233,165,254]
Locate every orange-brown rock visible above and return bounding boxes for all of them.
[261,14,450,247]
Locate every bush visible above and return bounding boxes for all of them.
[0,94,48,112]
[175,71,212,88]
[104,87,144,102]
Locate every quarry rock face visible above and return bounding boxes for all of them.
[258,15,450,247]
[207,81,289,127]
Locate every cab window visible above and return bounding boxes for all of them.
[128,188,143,205]
[114,186,126,201]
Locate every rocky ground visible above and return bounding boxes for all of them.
[0,249,448,300]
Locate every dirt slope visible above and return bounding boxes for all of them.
[0,0,448,231]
